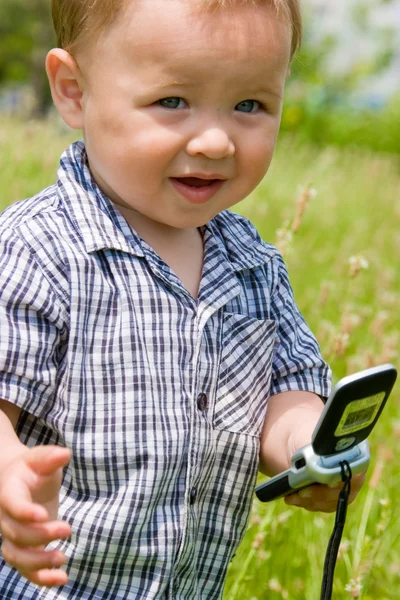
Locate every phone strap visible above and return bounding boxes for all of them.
[320,461,352,600]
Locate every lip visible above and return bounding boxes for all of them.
[175,173,227,180]
[169,176,226,204]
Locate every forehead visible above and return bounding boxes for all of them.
[84,0,291,75]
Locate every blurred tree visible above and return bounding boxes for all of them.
[281,0,399,153]
[0,0,55,116]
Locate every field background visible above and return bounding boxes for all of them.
[1,1,400,596]
[0,116,399,599]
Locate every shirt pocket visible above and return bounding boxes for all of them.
[213,312,277,437]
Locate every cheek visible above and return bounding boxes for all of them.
[114,122,183,174]
[83,93,125,138]
[87,126,174,183]
[241,136,276,184]
[126,120,184,162]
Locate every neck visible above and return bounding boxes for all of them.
[114,204,204,299]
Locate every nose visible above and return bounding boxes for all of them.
[186,127,235,160]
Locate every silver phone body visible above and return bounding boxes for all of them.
[255,364,397,503]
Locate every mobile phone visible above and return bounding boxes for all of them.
[255,364,397,503]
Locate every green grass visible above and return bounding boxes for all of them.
[1,117,399,599]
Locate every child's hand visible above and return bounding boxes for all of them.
[0,445,71,587]
[283,471,366,512]
[283,413,367,512]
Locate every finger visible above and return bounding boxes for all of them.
[0,447,70,523]
[0,514,71,548]
[25,446,71,478]
[284,494,337,513]
[327,481,343,490]
[284,493,319,510]
[0,477,49,523]
[1,539,66,573]
[284,486,340,512]
[284,493,304,508]
[284,472,367,512]
[20,567,68,588]
[351,472,367,490]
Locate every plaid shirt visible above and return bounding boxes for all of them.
[0,142,331,600]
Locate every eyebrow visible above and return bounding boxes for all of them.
[146,78,194,91]
[247,86,283,100]
[146,82,283,99]
[142,74,284,100]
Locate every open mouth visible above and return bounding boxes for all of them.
[170,176,225,204]
[173,177,219,188]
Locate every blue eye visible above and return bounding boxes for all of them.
[158,97,187,109]
[235,100,261,113]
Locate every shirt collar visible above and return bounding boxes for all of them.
[57,141,144,257]
[57,141,274,272]
[203,212,276,272]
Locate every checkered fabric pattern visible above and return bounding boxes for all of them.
[0,142,331,599]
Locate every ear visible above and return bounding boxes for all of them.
[46,49,85,130]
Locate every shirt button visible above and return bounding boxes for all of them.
[190,487,197,505]
[197,393,208,411]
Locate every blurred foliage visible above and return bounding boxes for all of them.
[281,0,400,154]
[0,0,399,153]
[281,94,400,155]
[0,0,55,116]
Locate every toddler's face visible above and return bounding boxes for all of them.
[77,0,291,229]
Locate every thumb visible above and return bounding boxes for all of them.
[25,445,71,477]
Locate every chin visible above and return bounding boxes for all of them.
[164,211,215,230]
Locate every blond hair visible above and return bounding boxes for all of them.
[52,0,301,59]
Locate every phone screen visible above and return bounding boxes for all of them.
[335,393,385,436]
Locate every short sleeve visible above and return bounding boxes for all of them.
[269,253,331,399]
[0,230,67,418]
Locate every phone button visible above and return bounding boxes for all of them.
[294,457,306,470]
[335,437,356,451]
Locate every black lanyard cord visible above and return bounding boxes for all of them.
[320,461,353,600]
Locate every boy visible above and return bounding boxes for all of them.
[0,0,364,598]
